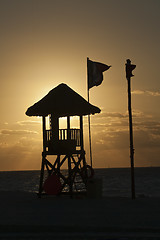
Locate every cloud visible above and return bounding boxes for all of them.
[132,90,145,95]
[0,138,42,170]
[16,120,41,126]
[132,90,160,96]
[0,120,42,170]
[93,110,144,122]
[0,110,160,169]
[146,91,160,96]
[132,110,145,118]
[97,112,127,119]
[134,120,160,134]
[87,110,160,158]
[0,129,38,135]
[88,117,160,167]
[85,110,145,133]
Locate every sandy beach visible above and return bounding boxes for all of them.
[0,191,160,239]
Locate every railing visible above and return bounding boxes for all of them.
[46,130,52,143]
[46,129,81,146]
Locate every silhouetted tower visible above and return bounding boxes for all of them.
[26,83,100,197]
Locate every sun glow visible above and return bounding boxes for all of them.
[0,0,160,170]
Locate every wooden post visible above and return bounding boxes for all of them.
[67,116,71,140]
[80,115,86,165]
[80,115,87,182]
[67,116,72,196]
[38,116,46,197]
[42,116,47,152]
[57,154,60,173]
[38,154,45,197]
[51,114,59,142]
[126,59,136,200]
[87,57,93,167]
[80,115,84,150]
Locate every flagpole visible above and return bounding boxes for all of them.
[87,57,93,168]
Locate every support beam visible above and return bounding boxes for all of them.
[80,116,84,150]
[50,114,59,141]
[38,154,45,197]
[67,116,72,196]
[42,116,47,152]
[67,116,71,140]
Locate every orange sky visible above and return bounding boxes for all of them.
[0,0,160,170]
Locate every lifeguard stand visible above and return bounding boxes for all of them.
[26,83,100,197]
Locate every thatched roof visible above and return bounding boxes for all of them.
[26,83,101,117]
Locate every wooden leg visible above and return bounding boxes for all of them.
[57,155,60,174]
[38,155,45,198]
[68,156,72,197]
[81,151,87,181]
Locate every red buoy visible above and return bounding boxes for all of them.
[43,174,62,195]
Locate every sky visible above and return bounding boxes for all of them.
[0,0,160,170]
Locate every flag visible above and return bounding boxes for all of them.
[87,58,111,90]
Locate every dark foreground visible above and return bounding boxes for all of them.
[0,191,160,239]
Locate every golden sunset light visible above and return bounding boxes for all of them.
[0,0,160,171]
[1,2,160,239]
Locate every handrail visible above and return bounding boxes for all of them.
[46,129,81,146]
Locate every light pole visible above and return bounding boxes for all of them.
[125,59,136,199]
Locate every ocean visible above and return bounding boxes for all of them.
[0,167,160,198]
